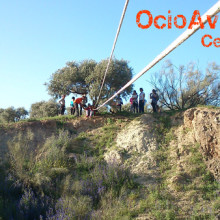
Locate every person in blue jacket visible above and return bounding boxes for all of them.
[70,97,75,115]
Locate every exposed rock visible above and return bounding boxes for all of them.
[105,114,159,185]
[184,108,220,181]
[104,150,122,164]
[184,108,197,127]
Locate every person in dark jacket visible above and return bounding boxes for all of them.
[139,88,145,113]
[116,95,123,112]
[150,89,159,113]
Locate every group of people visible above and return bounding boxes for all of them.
[59,94,94,117]
[58,88,159,117]
[129,88,146,113]
[116,88,159,113]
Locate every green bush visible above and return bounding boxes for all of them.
[8,130,36,184]
[47,195,92,219]
[30,100,59,118]
[0,106,28,123]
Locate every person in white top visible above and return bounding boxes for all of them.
[132,90,138,113]
[59,95,66,115]
[139,88,145,113]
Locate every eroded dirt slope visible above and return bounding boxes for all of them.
[184,108,220,181]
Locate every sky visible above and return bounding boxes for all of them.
[0,0,219,111]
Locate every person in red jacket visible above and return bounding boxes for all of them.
[74,96,85,116]
[130,97,133,112]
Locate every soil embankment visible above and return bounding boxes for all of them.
[184,108,220,181]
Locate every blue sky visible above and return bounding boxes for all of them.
[0,0,219,110]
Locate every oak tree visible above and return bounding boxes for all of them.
[46,59,133,105]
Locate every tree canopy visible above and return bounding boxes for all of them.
[0,107,28,123]
[149,61,220,110]
[30,100,59,118]
[45,59,133,105]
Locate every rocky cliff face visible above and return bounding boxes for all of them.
[184,108,220,181]
[105,114,159,185]
[0,107,219,182]
[0,108,219,219]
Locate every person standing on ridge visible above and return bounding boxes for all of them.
[59,95,66,115]
[139,88,145,113]
[132,90,138,113]
[74,96,85,116]
[130,97,133,112]
[82,94,87,107]
[70,97,75,115]
[116,94,123,112]
[150,89,159,113]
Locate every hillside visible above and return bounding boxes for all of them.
[0,107,219,219]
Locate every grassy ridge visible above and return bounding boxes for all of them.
[0,117,140,219]
[0,111,219,219]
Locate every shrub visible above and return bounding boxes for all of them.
[149,61,220,109]
[47,196,92,220]
[0,107,28,123]
[8,130,36,184]
[30,100,59,118]
[80,162,135,205]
